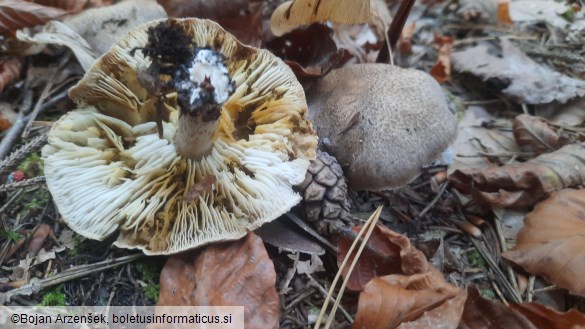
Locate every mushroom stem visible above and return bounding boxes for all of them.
[174,112,219,160]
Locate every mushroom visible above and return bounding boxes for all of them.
[42,18,317,255]
[306,64,456,190]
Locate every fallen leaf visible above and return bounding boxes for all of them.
[61,0,166,56]
[26,0,111,12]
[16,21,97,71]
[456,0,497,22]
[0,0,68,36]
[452,39,585,104]
[157,0,262,47]
[503,188,585,297]
[0,57,22,93]
[157,232,279,329]
[535,98,585,127]
[28,224,53,257]
[0,102,17,131]
[449,143,585,208]
[513,114,575,155]
[509,0,571,29]
[459,285,585,329]
[157,0,248,19]
[398,289,467,329]
[398,22,416,55]
[265,23,351,79]
[270,0,370,37]
[430,34,453,83]
[255,219,325,255]
[352,267,462,329]
[337,224,413,291]
[496,0,513,25]
[448,106,520,174]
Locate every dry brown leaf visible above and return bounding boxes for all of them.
[449,143,585,208]
[352,268,462,329]
[459,285,585,329]
[398,22,416,55]
[452,39,585,104]
[513,114,574,155]
[0,57,22,94]
[496,0,513,25]
[157,232,278,329]
[27,0,111,12]
[430,34,453,84]
[338,224,431,291]
[156,0,261,46]
[510,302,585,329]
[398,289,467,329]
[270,0,370,37]
[0,0,68,36]
[503,188,585,297]
[157,0,248,19]
[28,224,53,257]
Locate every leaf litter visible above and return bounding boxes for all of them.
[1,0,585,328]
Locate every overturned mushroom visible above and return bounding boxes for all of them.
[42,18,317,255]
[306,64,456,190]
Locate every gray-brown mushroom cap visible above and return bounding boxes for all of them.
[306,64,457,190]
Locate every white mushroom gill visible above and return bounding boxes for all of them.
[43,18,317,255]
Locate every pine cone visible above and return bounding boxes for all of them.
[296,150,352,235]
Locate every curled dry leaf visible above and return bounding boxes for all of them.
[513,114,576,155]
[503,188,585,297]
[429,34,453,84]
[28,224,53,257]
[338,224,428,291]
[270,0,370,37]
[496,0,514,25]
[157,0,262,47]
[0,57,22,94]
[0,0,68,36]
[265,24,351,80]
[352,252,462,328]
[26,0,111,12]
[157,232,279,329]
[452,39,585,104]
[460,285,585,329]
[449,143,585,208]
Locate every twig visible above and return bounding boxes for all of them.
[469,237,522,303]
[416,182,448,220]
[286,212,337,253]
[0,133,48,174]
[0,189,24,216]
[306,274,353,324]
[285,288,316,311]
[0,91,33,160]
[526,275,535,302]
[493,216,520,297]
[22,71,58,139]
[0,254,143,303]
[0,176,46,193]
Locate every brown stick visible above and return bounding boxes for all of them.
[376,0,416,64]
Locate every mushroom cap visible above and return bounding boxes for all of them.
[42,18,317,255]
[306,64,456,190]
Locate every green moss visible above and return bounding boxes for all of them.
[144,284,160,302]
[39,285,67,306]
[67,236,85,257]
[17,152,44,177]
[136,261,161,283]
[479,288,496,300]
[22,190,50,213]
[466,249,486,268]
[0,229,24,241]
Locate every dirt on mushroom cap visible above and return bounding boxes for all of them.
[42,18,317,255]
